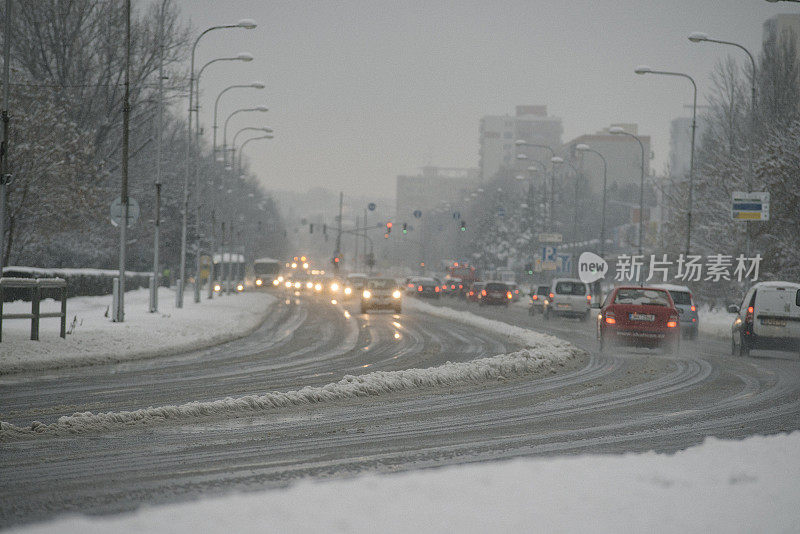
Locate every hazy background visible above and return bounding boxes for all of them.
[176,0,789,198]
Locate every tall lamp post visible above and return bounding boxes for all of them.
[688,31,757,254]
[634,65,697,256]
[223,106,269,162]
[575,144,608,258]
[231,126,273,171]
[237,134,274,173]
[609,127,646,256]
[178,18,257,309]
[213,81,265,159]
[550,156,564,233]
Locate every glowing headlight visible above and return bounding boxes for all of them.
[256,279,263,286]
[306,281,313,289]
[302,263,309,269]
[278,276,284,282]
[344,287,352,295]
[272,280,278,286]
[285,281,292,288]
[291,263,297,269]
[363,290,371,299]
[214,284,221,292]
[314,283,322,291]
[236,284,244,292]
[294,282,301,289]
[392,290,402,299]
[331,282,340,292]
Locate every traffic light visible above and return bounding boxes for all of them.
[322,224,327,235]
[525,263,533,275]
[402,222,408,234]
[460,220,466,231]
[309,223,314,234]
[333,256,340,265]
[386,221,393,234]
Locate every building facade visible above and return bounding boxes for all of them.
[479,105,563,182]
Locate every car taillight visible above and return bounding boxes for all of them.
[515,289,519,294]
[604,311,616,325]
[586,295,591,302]
[507,291,513,299]
[418,286,423,292]
[549,292,554,299]
[481,289,487,296]
[690,305,696,312]
[532,295,538,301]
[459,284,463,289]
[435,286,440,292]
[667,315,679,328]
[745,305,754,325]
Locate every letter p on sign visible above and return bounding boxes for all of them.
[578,252,608,284]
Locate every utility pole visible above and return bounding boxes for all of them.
[150,0,165,313]
[207,210,215,299]
[0,0,13,274]
[114,0,131,322]
[353,215,359,272]
[334,192,343,272]
[363,210,368,272]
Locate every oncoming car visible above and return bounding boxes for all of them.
[597,286,681,353]
[361,278,402,314]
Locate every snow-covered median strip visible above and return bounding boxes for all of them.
[1,299,580,441]
[10,432,800,533]
[0,288,276,374]
[404,297,575,353]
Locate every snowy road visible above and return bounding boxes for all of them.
[2,291,799,527]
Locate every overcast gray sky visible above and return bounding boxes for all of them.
[176,0,790,199]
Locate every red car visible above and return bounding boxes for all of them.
[597,286,681,353]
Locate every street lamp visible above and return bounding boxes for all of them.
[689,31,757,254]
[237,133,274,173]
[550,156,564,232]
[634,65,697,255]
[223,106,269,164]
[178,18,257,308]
[231,126,273,169]
[213,81,266,157]
[576,144,608,258]
[609,126,646,256]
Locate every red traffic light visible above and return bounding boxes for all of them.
[386,222,393,228]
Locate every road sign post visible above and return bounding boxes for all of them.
[110,197,140,227]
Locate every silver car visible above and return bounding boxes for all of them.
[653,284,699,339]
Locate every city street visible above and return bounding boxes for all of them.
[2,291,798,527]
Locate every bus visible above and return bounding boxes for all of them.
[252,257,282,287]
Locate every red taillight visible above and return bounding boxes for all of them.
[532,295,538,301]
[667,318,678,328]
[747,306,754,314]
[459,284,463,289]
[604,311,616,325]
[690,305,696,312]
[507,292,513,299]
[435,286,440,292]
[481,289,487,296]
[515,289,519,294]
[586,295,592,302]
[418,286,423,292]
[549,292,554,299]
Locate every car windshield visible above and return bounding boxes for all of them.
[555,281,586,295]
[537,286,549,295]
[485,283,507,291]
[367,279,395,290]
[614,289,671,307]
[668,291,691,305]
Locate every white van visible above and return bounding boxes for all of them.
[543,278,591,321]
[729,281,800,356]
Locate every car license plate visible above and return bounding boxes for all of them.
[762,318,786,327]
[629,313,655,322]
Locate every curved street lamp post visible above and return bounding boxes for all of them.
[609,127,646,256]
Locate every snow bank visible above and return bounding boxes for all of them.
[0,346,576,440]
[404,297,574,352]
[0,288,276,374]
[10,432,800,533]
[1,297,580,440]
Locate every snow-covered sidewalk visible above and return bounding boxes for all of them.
[698,308,736,340]
[0,288,276,374]
[11,431,799,534]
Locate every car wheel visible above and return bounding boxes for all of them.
[738,333,750,357]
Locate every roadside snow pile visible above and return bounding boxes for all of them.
[0,346,576,440]
[405,297,575,353]
[1,297,580,441]
[698,307,736,339]
[0,288,276,374]
[10,432,800,533]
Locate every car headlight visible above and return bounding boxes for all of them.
[271,279,278,286]
[392,290,402,299]
[305,282,313,289]
[315,283,322,291]
[344,287,352,295]
[294,282,301,289]
[278,276,284,282]
[214,284,221,292]
[331,282,339,292]
[236,284,244,292]
[256,279,263,286]
[363,290,371,299]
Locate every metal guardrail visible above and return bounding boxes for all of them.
[0,277,67,341]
